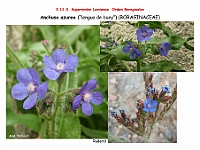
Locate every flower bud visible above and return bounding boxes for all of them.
[36,100,47,115]
[119,109,126,120]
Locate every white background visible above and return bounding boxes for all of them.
[1,0,200,150]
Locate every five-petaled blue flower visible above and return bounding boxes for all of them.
[142,98,158,112]
[162,85,170,93]
[43,49,79,80]
[11,68,48,110]
[160,42,172,56]
[72,78,104,116]
[136,26,153,42]
[122,41,142,59]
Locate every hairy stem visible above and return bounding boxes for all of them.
[48,82,61,138]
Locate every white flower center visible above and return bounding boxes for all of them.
[27,82,36,93]
[147,103,152,109]
[56,62,65,70]
[130,47,134,52]
[162,46,166,50]
[142,32,147,37]
[83,92,92,102]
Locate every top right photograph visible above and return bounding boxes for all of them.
[100,21,194,72]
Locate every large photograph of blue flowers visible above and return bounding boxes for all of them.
[6,25,108,139]
[108,72,177,143]
[100,21,194,72]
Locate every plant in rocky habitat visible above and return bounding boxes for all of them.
[110,73,177,143]
[100,21,194,72]
[6,25,107,139]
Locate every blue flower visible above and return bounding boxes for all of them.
[104,43,108,48]
[122,41,142,59]
[43,49,79,80]
[11,68,48,110]
[111,111,117,117]
[142,98,158,112]
[72,79,104,116]
[136,26,153,42]
[113,41,118,46]
[162,85,170,93]
[148,87,158,94]
[160,42,172,56]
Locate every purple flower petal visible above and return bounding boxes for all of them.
[160,49,168,56]
[147,98,152,103]
[125,41,132,46]
[136,28,142,35]
[43,68,60,80]
[52,49,67,64]
[79,78,97,94]
[37,82,48,100]
[64,54,79,72]
[122,46,130,53]
[11,83,28,100]
[143,100,147,108]
[43,55,56,70]
[147,29,153,36]
[135,49,142,57]
[23,92,37,110]
[142,107,149,112]
[130,51,135,59]
[141,26,148,32]
[137,36,145,42]
[16,68,32,84]
[144,36,151,41]
[72,95,82,110]
[28,68,40,85]
[152,100,158,107]
[82,101,93,116]
[90,91,104,105]
[150,108,156,112]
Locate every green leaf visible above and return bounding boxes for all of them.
[81,125,108,138]
[100,64,110,72]
[147,37,169,44]
[63,26,92,44]
[141,60,183,72]
[183,42,194,51]
[100,53,112,65]
[54,107,81,138]
[169,35,186,50]
[39,121,48,138]
[162,26,174,37]
[6,125,15,139]
[138,21,163,29]
[47,80,57,93]
[6,43,24,69]
[109,56,117,71]
[6,109,40,132]
[187,36,194,41]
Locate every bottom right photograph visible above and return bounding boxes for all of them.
[108,72,177,143]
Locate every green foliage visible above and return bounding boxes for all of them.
[6,25,108,139]
[6,109,41,132]
[140,60,183,72]
[54,107,81,138]
[100,21,193,72]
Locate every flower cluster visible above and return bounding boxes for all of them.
[110,73,177,141]
[122,25,172,58]
[11,45,104,116]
